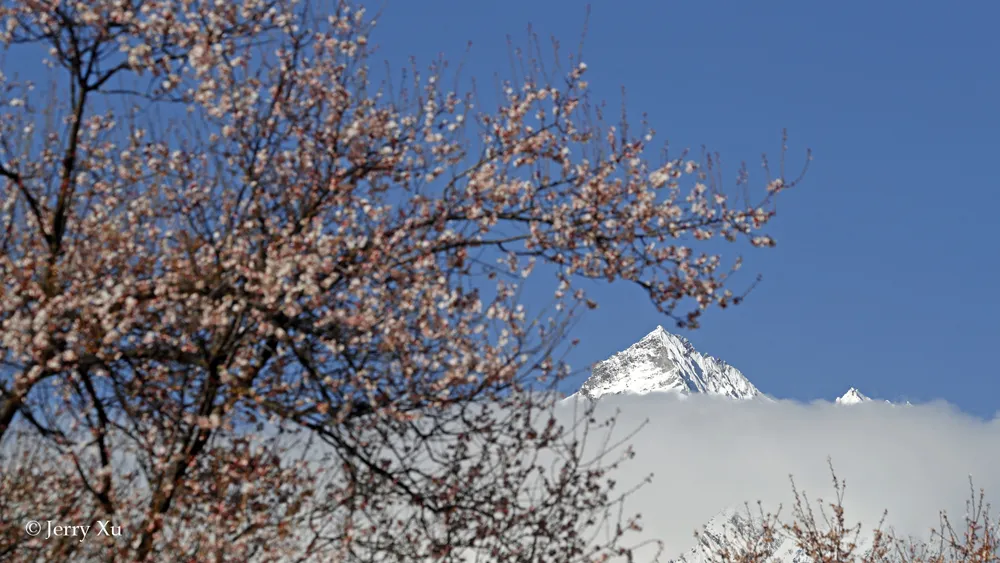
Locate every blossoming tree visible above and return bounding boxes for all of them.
[0,0,804,560]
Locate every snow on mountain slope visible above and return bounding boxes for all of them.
[573,326,761,401]
[836,387,900,406]
[836,387,871,405]
[571,325,887,406]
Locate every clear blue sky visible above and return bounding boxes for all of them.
[371,1,1000,418]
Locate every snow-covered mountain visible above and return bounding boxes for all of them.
[835,387,872,404]
[836,387,902,406]
[574,325,762,401]
[572,325,881,406]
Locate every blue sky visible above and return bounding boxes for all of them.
[371,1,1000,417]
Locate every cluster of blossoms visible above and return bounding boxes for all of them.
[0,0,803,561]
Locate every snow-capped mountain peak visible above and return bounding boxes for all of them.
[835,387,871,405]
[570,325,891,409]
[835,387,899,406]
[575,326,761,401]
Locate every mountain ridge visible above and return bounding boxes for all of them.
[573,325,876,405]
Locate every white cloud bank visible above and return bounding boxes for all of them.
[558,394,1000,560]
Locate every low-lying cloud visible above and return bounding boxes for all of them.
[558,394,1000,559]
